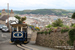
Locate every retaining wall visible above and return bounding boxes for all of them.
[36,31,70,48]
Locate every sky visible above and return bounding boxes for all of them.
[0,0,75,10]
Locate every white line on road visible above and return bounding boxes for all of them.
[1,34,7,37]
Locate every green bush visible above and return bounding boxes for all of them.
[46,24,52,28]
[52,19,63,27]
[61,29,69,33]
[67,41,73,46]
[62,25,69,28]
[40,31,44,34]
[72,24,75,27]
[68,28,75,45]
[44,31,47,35]
[71,23,75,26]
[49,29,52,32]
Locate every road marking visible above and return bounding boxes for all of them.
[1,34,7,37]
[22,44,38,50]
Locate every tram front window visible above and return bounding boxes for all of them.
[19,27,21,31]
[14,28,17,31]
[11,27,17,32]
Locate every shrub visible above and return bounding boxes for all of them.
[52,19,63,27]
[68,28,75,45]
[54,27,57,29]
[40,31,44,34]
[44,31,48,35]
[49,29,53,32]
[71,23,75,26]
[61,29,69,33]
[72,24,75,28]
[62,25,69,28]
[46,24,52,28]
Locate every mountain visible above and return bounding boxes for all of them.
[0,9,74,16]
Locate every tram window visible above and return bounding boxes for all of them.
[11,27,17,31]
[23,28,27,32]
[14,28,17,31]
[19,27,21,31]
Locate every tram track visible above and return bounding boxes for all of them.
[16,44,30,50]
[16,44,38,50]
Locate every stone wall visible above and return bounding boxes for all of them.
[36,31,70,48]
[31,31,37,41]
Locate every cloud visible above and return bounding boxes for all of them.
[0,0,75,10]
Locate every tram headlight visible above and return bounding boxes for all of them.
[13,32,23,38]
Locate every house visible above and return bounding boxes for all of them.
[0,9,14,25]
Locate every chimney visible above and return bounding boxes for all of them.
[10,9,14,17]
[1,9,6,17]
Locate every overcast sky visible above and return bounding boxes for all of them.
[0,0,75,10]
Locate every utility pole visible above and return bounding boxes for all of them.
[7,3,9,27]
[7,3,11,33]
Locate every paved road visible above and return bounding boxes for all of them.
[0,30,22,50]
[26,41,59,50]
[0,30,10,42]
[0,30,59,50]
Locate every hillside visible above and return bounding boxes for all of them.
[0,9,73,16]
[14,9,73,16]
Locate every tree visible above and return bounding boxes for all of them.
[14,15,26,24]
[21,16,26,22]
[14,15,21,20]
[52,19,63,27]
[72,12,75,19]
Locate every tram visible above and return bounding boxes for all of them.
[10,24,29,43]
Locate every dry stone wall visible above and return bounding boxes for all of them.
[36,31,70,48]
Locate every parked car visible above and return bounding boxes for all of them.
[1,26,9,32]
[0,24,5,30]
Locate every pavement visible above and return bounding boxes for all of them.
[0,30,59,50]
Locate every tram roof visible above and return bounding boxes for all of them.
[11,24,27,27]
